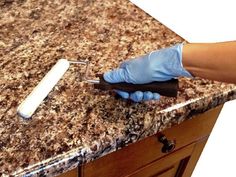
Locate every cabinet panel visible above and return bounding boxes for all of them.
[181,138,208,177]
[156,166,176,177]
[127,143,194,177]
[128,138,208,177]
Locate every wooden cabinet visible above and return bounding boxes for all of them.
[59,105,223,177]
[127,138,208,177]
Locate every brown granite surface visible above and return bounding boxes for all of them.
[0,0,236,176]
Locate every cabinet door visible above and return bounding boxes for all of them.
[127,138,208,177]
[127,142,194,177]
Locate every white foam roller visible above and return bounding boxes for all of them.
[17,59,70,119]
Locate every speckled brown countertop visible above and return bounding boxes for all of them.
[0,0,236,177]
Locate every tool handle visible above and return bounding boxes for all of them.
[94,74,179,97]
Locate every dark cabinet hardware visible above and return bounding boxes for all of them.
[158,134,176,153]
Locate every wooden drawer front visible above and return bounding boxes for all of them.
[80,105,222,177]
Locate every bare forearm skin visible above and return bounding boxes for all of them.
[182,41,236,84]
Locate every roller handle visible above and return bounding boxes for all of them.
[94,74,179,97]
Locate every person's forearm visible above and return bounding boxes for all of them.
[182,41,236,84]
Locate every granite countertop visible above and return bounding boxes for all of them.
[0,0,236,176]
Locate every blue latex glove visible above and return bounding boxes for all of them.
[104,43,192,102]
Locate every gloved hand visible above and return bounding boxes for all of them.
[104,43,192,102]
